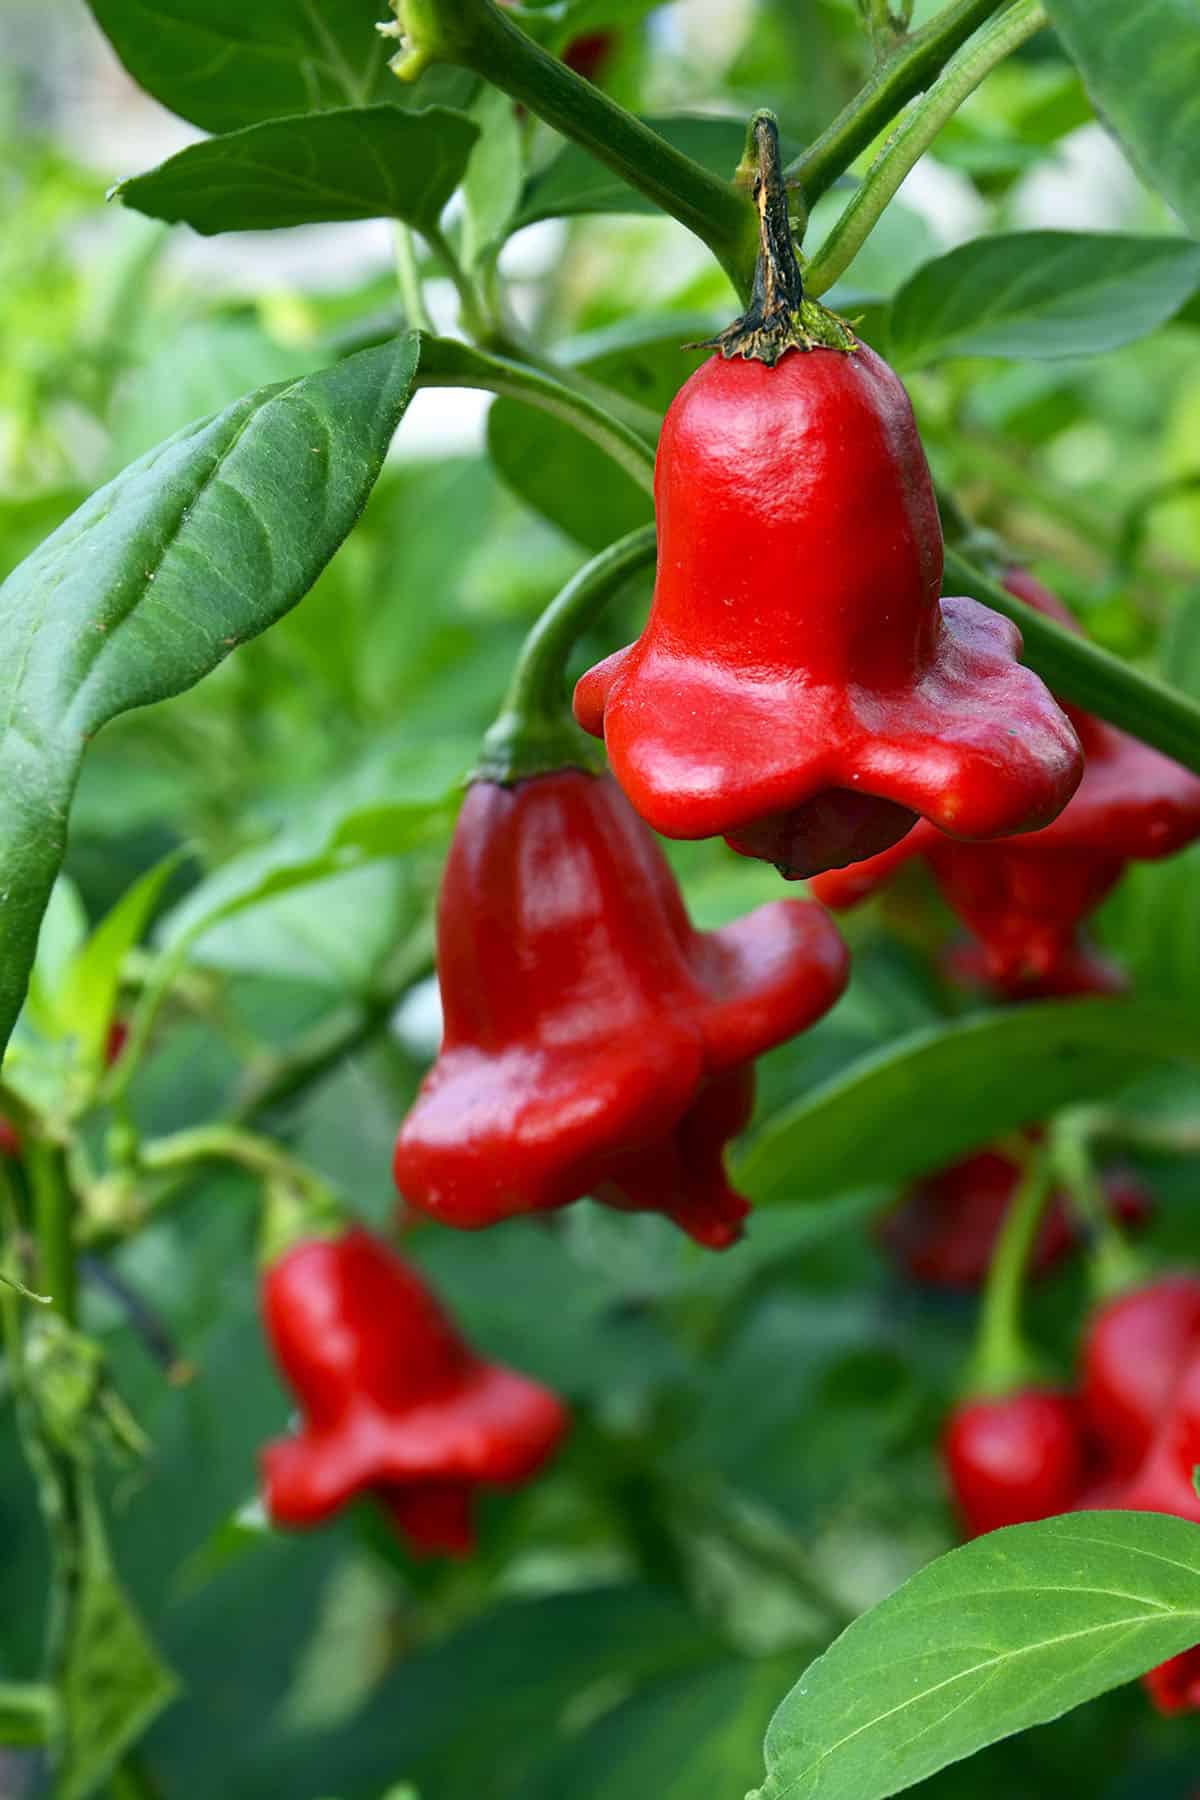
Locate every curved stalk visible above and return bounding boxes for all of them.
[967,1145,1054,1395]
[944,548,1200,774]
[790,0,1011,204]
[806,0,1048,296]
[28,1143,76,1324]
[476,524,658,781]
[384,0,757,292]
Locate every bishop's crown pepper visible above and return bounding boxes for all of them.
[571,121,1082,881]
[393,768,848,1249]
[260,1229,568,1557]
[812,572,1200,995]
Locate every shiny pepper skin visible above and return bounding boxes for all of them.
[393,770,848,1249]
[260,1230,568,1557]
[942,1389,1087,1537]
[812,572,1200,994]
[573,346,1082,879]
[882,1147,1151,1290]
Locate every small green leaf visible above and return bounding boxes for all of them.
[738,1000,1198,1207]
[56,853,182,1065]
[86,0,473,132]
[750,1512,1200,1800]
[890,232,1200,367]
[1043,0,1200,237]
[0,336,420,1061]
[116,107,480,237]
[58,1472,178,1799]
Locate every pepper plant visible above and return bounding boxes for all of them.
[4,0,1200,1796]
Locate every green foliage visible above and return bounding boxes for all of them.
[751,1513,1200,1800]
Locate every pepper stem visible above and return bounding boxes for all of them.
[474,525,658,785]
[964,1143,1055,1397]
[706,112,856,366]
[1051,1124,1146,1302]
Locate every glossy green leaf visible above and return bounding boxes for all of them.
[1043,0,1200,236]
[0,336,420,1060]
[116,107,480,236]
[86,0,473,132]
[56,854,182,1064]
[890,232,1200,366]
[514,116,754,229]
[750,1512,1200,1800]
[738,1000,1199,1207]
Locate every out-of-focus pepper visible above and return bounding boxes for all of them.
[393,769,848,1249]
[942,1389,1087,1537]
[0,1117,19,1157]
[572,124,1082,881]
[260,1229,568,1557]
[882,1145,1151,1290]
[812,572,1200,995]
[1080,1275,1200,1487]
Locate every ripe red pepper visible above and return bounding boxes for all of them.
[1143,1647,1200,1715]
[260,1229,568,1557]
[562,30,615,81]
[393,769,848,1248]
[812,572,1200,994]
[1080,1275,1200,1486]
[942,1389,1087,1537]
[882,1146,1151,1290]
[0,1117,19,1157]
[573,353,1082,880]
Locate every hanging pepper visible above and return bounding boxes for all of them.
[260,1229,568,1557]
[393,768,848,1249]
[942,1388,1087,1538]
[812,571,1200,995]
[1080,1275,1200,1491]
[882,1144,1151,1291]
[572,117,1082,880]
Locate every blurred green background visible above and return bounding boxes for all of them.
[3,3,1200,1796]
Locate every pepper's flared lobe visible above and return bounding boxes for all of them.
[260,1231,568,1556]
[811,570,1200,991]
[393,770,848,1246]
[574,345,1083,878]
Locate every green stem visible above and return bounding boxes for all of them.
[423,221,492,340]
[968,1145,1053,1395]
[944,547,1200,773]
[384,0,757,292]
[138,1124,331,1197]
[1051,1127,1145,1300]
[475,524,658,782]
[413,333,656,493]
[806,0,1048,295]
[393,223,433,333]
[790,0,1010,204]
[28,1142,76,1325]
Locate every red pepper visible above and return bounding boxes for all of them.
[573,348,1082,880]
[260,1229,568,1557]
[393,769,848,1248]
[942,1389,1087,1537]
[1079,1275,1200,1486]
[563,30,615,81]
[1143,1647,1200,1715]
[882,1146,1151,1290]
[812,572,1200,994]
[0,1118,18,1157]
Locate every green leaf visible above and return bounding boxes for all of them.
[0,336,420,1061]
[115,107,480,237]
[0,1683,54,1747]
[749,1512,1200,1800]
[461,86,524,268]
[889,232,1200,367]
[56,854,182,1064]
[738,999,1198,1207]
[22,881,89,1040]
[1042,0,1200,237]
[513,116,756,229]
[488,316,709,548]
[86,0,473,133]
[58,1471,178,1799]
